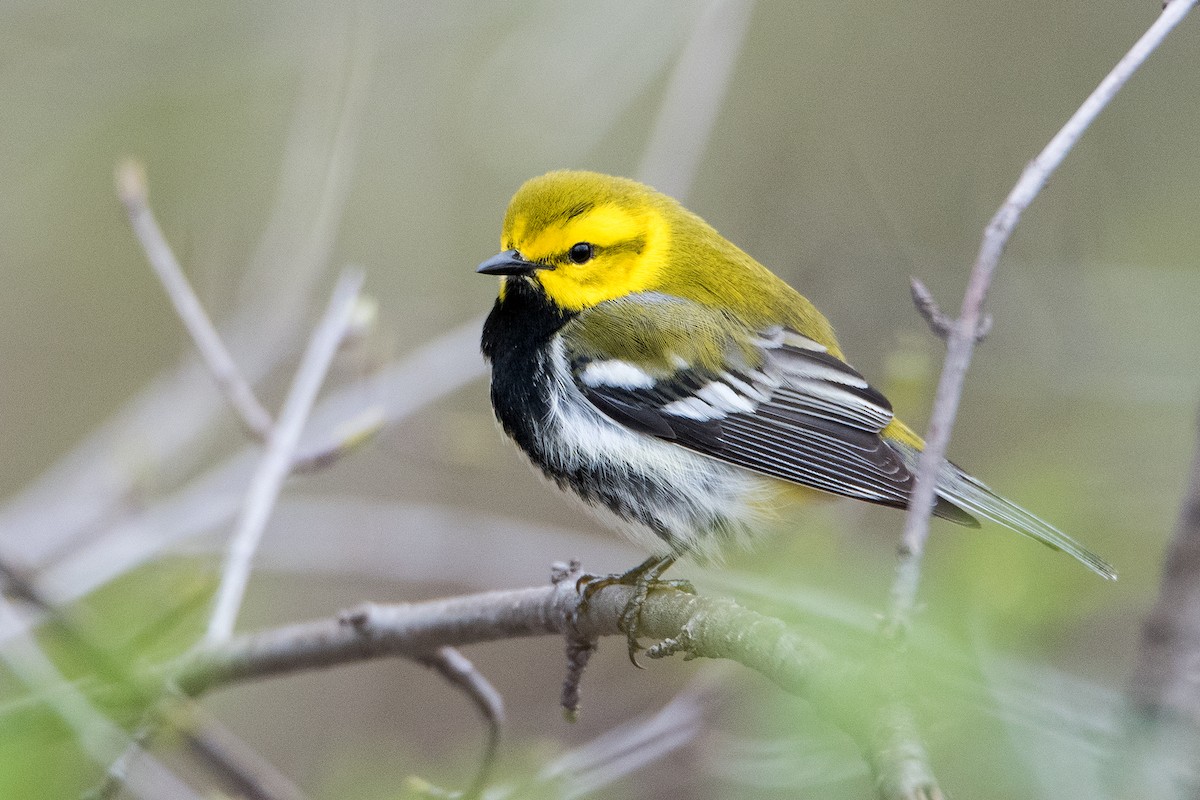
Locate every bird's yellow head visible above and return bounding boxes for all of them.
[478,170,840,349]
[477,171,673,312]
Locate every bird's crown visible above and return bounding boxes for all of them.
[497,171,675,311]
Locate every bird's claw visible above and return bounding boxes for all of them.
[573,556,685,667]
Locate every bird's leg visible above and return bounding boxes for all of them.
[576,555,694,666]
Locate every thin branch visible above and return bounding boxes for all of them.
[414,647,505,800]
[30,321,486,610]
[115,161,275,441]
[886,0,1194,635]
[908,277,991,343]
[205,269,365,644]
[874,5,1194,796]
[182,705,311,800]
[1120,404,1200,799]
[0,23,372,573]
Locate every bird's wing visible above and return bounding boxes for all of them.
[561,294,933,512]
[562,294,1120,580]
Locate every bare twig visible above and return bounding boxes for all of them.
[0,18,370,572]
[873,5,1195,797]
[28,321,487,610]
[414,648,505,800]
[182,707,311,800]
[1120,405,1200,799]
[886,0,1194,637]
[908,277,991,343]
[116,161,275,441]
[205,269,365,644]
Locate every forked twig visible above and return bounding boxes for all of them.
[875,4,1196,797]
[909,277,991,343]
[887,0,1194,637]
[205,269,364,644]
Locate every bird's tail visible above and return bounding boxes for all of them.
[934,460,1117,580]
[888,439,1117,580]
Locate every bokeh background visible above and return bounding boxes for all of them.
[2,1,1198,798]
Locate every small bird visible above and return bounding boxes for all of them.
[478,171,1115,656]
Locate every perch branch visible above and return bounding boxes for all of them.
[170,583,875,762]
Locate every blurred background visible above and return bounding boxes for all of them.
[1,1,1198,798]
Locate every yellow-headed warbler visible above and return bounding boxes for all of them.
[477,171,1115,655]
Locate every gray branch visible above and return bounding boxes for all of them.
[1120,406,1200,798]
[164,581,931,790]
[878,3,1196,796]
[888,0,1194,637]
[116,161,275,441]
[415,647,505,800]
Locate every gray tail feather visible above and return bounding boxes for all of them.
[936,462,1117,580]
[891,443,1117,580]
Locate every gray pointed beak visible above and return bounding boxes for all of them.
[476,249,540,276]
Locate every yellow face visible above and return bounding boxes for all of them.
[502,200,671,312]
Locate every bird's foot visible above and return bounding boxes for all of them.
[575,556,693,667]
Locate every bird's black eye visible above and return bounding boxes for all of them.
[568,242,594,264]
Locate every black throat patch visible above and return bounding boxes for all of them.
[481,278,576,452]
